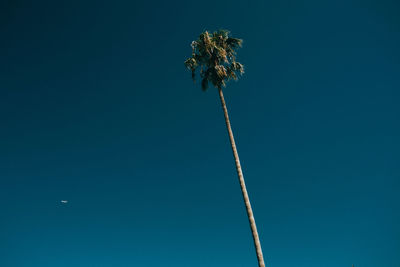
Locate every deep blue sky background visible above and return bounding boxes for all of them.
[1,0,399,266]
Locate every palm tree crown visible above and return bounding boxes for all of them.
[184,30,244,90]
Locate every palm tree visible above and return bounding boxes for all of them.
[184,30,266,267]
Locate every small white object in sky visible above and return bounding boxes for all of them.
[61,200,68,204]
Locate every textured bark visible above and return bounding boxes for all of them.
[218,88,266,267]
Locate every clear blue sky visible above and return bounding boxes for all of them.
[1,0,399,266]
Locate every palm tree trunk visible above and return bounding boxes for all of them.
[218,88,266,267]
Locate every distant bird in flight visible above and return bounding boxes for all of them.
[61,200,68,204]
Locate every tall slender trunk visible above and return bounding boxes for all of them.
[218,88,266,267]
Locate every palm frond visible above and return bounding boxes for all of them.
[201,77,209,91]
[227,37,243,49]
[226,66,238,81]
